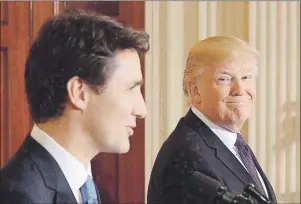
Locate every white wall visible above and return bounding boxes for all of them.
[145,1,300,203]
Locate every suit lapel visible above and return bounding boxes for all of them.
[215,145,255,186]
[184,109,256,186]
[52,173,78,204]
[251,150,277,203]
[24,135,78,204]
[95,186,101,203]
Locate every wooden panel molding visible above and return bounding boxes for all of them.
[0,47,8,167]
[1,2,8,25]
[66,1,119,17]
[0,2,32,168]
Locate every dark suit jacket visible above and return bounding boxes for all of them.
[0,134,79,204]
[147,109,277,204]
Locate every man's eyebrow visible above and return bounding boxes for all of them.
[216,69,234,76]
[131,79,144,87]
[216,68,253,75]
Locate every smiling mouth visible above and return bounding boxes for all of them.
[226,102,248,108]
[227,101,246,104]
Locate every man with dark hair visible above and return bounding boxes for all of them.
[0,9,149,204]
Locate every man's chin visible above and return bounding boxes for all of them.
[113,139,130,154]
[221,117,248,132]
[99,140,130,154]
[117,145,130,154]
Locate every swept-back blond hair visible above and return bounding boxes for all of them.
[183,36,259,104]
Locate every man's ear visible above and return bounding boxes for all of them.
[66,76,90,110]
[188,80,202,104]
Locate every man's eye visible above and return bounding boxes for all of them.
[218,77,229,81]
[129,85,139,91]
[217,77,231,85]
[218,77,231,82]
[242,75,252,80]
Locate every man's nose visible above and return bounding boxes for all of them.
[133,93,147,119]
[231,79,245,96]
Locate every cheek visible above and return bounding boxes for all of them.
[212,85,231,101]
[250,89,256,100]
[112,92,135,120]
[93,92,127,121]
[246,81,256,98]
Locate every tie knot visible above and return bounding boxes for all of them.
[235,133,248,149]
[80,175,99,203]
[85,175,94,185]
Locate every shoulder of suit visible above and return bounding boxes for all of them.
[1,152,41,181]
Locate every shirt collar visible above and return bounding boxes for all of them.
[31,124,91,193]
[191,106,238,150]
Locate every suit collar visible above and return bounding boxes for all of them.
[22,135,77,204]
[191,106,238,150]
[184,109,256,185]
[184,109,277,202]
[31,124,91,196]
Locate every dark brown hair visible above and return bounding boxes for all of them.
[25,9,150,123]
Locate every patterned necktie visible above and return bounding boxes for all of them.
[235,133,266,195]
[80,175,100,204]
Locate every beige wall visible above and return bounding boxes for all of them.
[144,1,300,203]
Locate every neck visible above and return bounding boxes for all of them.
[37,117,98,167]
[220,123,242,133]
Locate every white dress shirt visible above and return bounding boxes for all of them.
[31,124,92,203]
[191,106,269,197]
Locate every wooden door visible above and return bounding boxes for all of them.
[0,2,145,204]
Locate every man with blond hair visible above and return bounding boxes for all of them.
[147,36,277,204]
